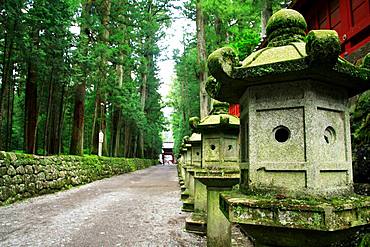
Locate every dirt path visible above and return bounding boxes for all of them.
[0,165,205,247]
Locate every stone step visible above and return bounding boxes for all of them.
[185,212,207,235]
[181,197,194,212]
[181,190,190,200]
[180,185,186,192]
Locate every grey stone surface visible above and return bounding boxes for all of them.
[239,80,353,196]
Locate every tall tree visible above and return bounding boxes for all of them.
[196,0,209,119]
[0,1,21,151]
[261,0,273,37]
[70,0,93,155]
[90,0,111,155]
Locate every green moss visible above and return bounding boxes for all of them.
[361,53,370,69]
[198,114,239,130]
[189,117,200,130]
[359,234,370,247]
[208,47,238,76]
[268,27,305,43]
[222,190,370,232]
[0,151,156,206]
[306,30,341,67]
[205,76,221,99]
[266,9,307,46]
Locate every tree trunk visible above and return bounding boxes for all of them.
[91,0,111,156]
[111,106,121,157]
[0,17,16,150]
[214,16,225,45]
[44,67,54,155]
[123,120,131,157]
[91,91,102,154]
[5,68,15,151]
[111,52,124,156]
[261,0,273,37]
[138,71,147,158]
[70,82,86,155]
[133,133,138,158]
[25,61,38,154]
[57,84,65,154]
[138,51,152,158]
[48,82,63,155]
[196,0,209,119]
[70,1,94,155]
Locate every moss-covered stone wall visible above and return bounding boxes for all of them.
[0,152,156,206]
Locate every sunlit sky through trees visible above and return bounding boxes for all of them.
[158,0,195,142]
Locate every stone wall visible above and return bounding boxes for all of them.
[0,152,156,206]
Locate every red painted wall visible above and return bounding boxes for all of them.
[291,0,370,57]
[229,104,240,118]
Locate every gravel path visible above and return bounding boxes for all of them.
[0,165,205,247]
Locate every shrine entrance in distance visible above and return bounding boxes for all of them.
[162,142,175,164]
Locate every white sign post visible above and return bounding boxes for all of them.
[98,130,104,156]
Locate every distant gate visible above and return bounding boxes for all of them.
[162,142,175,164]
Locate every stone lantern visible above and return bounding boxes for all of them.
[192,100,240,246]
[189,133,202,168]
[178,142,187,187]
[207,9,370,247]
[183,129,202,209]
[181,136,196,212]
[199,101,240,170]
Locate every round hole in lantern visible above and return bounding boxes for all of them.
[228,145,233,150]
[210,144,216,150]
[324,126,336,144]
[196,152,200,156]
[274,126,290,143]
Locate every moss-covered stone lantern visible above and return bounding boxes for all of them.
[182,132,203,213]
[177,140,186,186]
[198,101,240,170]
[191,100,240,246]
[180,136,195,212]
[182,118,203,214]
[207,9,370,247]
[177,146,186,189]
[185,117,207,235]
[189,133,202,168]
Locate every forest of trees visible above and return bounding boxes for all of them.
[0,0,171,158]
[1,0,368,160]
[169,0,290,153]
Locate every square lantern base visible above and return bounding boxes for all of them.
[182,197,194,212]
[181,190,190,200]
[185,212,207,235]
[180,185,186,192]
[220,191,370,247]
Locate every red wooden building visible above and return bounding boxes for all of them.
[290,0,370,63]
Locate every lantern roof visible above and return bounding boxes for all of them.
[206,9,370,103]
[188,133,201,143]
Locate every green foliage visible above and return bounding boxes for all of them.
[351,91,370,183]
[170,0,286,153]
[0,151,156,205]
[0,0,171,158]
[169,45,200,154]
[351,91,370,145]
